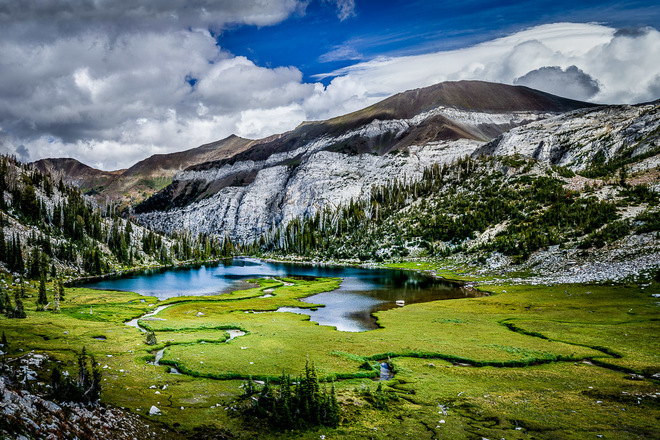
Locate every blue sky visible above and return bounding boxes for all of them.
[220,0,660,84]
[0,0,659,169]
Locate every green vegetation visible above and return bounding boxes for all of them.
[0,154,236,282]
[240,361,341,430]
[50,347,102,404]
[1,273,658,438]
[245,155,657,264]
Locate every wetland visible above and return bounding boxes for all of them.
[80,257,478,331]
[2,262,659,439]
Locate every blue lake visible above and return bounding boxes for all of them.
[79,258,478,331]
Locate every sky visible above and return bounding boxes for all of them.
[1,1,659,170]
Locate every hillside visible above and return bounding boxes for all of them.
[134,81,592,240]
[33,134,264,206]
[0,156,231,283]
[32,158,125,194]
[245,100,660,281]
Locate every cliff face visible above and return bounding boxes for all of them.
[134,81,589,241]
[135,139,484,241]
[473,103,660,172]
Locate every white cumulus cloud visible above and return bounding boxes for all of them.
[315,23,660,109]
[0,18,658,170]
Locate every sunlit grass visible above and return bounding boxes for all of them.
[1,275,658,438]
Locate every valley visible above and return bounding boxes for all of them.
[0,80,658,439]
[1,264,658,439]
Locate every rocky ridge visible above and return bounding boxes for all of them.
[474,102,660,170]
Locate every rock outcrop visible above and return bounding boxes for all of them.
[0,354,170,440]
[473,102,660,171]
[135,81,592,241]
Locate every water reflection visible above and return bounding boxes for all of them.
[79,257,480,331]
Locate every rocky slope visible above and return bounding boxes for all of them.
[135,81,591,241]
[33,158,125,194]
[474,102,660,173]
[0,353,174,440]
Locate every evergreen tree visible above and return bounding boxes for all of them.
[12,289,26,318]
[21,184,40,223]
[51,348,102,404]
[10,234,24,273]
[28,246,41,279]
[58,278,65,301]
[243,360,340,430]
[221,233,234,257]
[50,367,65,400]
[0,226,5,263]
[3,292,11,318]
[37,276,47,310]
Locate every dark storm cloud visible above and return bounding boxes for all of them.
[0,0,304,32]
[15,145,30,162]
[614,27,652,38]
[514,65,600,101]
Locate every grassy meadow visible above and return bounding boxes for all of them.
[1,272,659,439]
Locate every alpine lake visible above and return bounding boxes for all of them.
[79,257,479,332]
[3,258,659,439]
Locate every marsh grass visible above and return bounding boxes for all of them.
[1,275,658,438]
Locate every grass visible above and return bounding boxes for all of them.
[1,273,658,439]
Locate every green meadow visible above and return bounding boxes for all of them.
[1,273,659,439]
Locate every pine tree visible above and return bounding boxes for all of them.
[13,289,26,318]
[3,292,12,318]
[15,234,24,273]
[37,275,47,311]
[21,184,40,223]
[221,233,234,257]
[58,278,65,301]
[29,246,41,279]
[0,226,5,263]
[77,347,89,390]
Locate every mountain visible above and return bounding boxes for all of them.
[133,80,594,241]
[244,101,660,283]
[33,134,266,205]
[35,80,592,209]
[32,158,125,194]
[474,102,660,172]
[188,80,594,170]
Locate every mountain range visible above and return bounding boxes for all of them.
[34,80,598,234]
[33,80,659,279]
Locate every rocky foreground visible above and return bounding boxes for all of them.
[0,353,174,440]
